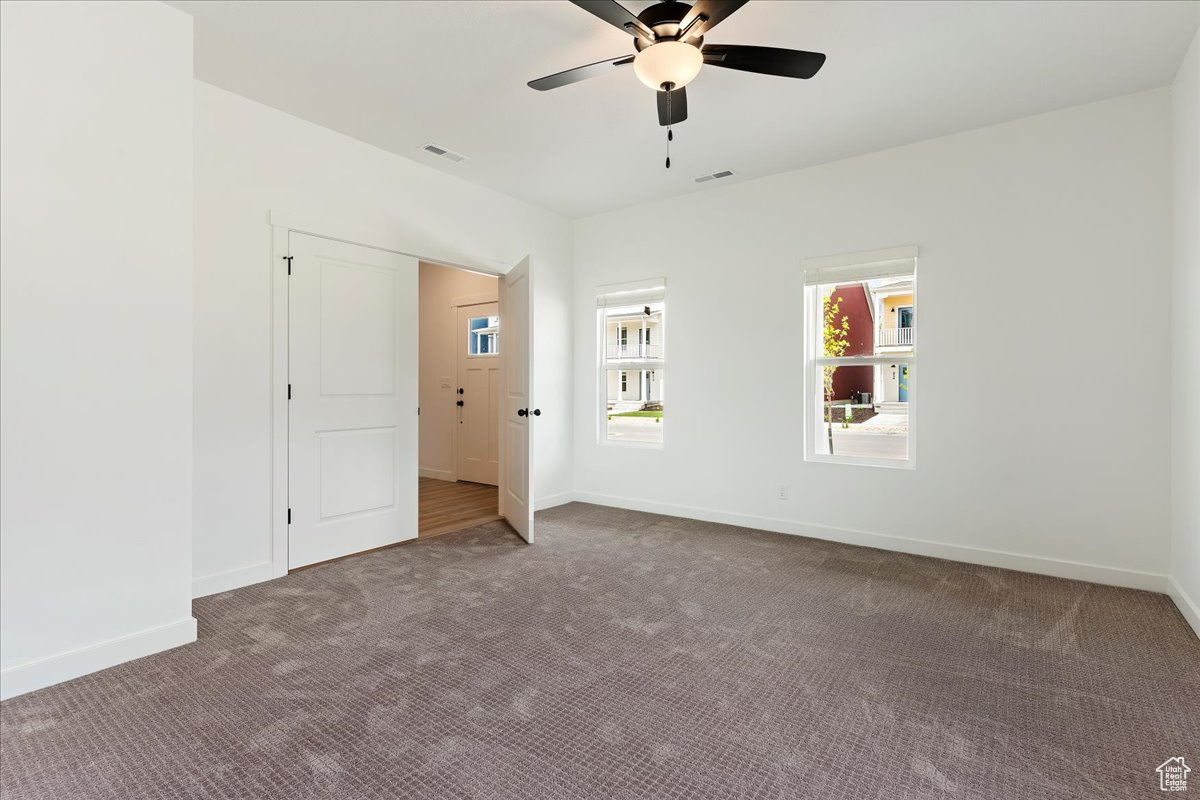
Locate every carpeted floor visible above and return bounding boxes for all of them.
[2,503,1197,799]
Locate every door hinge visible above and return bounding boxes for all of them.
[287,507,292,525]
[287,383,292,400]
[283,255,293,275]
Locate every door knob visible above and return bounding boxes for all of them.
[456,400,464,407]
[532,409,541,416]
[517,408,528,417]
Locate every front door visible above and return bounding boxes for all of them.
[498,257,533,542]
[456,302,500,486]
[287,233,418,568]
[898,363,909,402]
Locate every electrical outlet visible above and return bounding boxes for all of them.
[776,485,788,500]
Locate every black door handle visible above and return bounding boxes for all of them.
[532,409,541,416]
[456,400,464,407]
[517,408,528,417]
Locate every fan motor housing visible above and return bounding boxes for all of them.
[634,1,705,50]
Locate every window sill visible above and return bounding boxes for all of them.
[599,438,665,450]
[806,453,915,470]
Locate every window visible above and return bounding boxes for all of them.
[803,247,917,466]
[467,315,499,356]
[598,279,665,444]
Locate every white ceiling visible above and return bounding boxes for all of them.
[168,0,1198,217]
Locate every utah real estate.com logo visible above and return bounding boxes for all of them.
[1158,757,1191,792]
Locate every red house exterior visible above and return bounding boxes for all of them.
[829,284,873,401]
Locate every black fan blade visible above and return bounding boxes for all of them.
[678,0,748,39]
[657,86,688,126]
[703,44,826,79]
[528,54,635,91]
[569,0,654,40]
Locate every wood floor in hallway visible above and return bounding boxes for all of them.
[418,477,500,538]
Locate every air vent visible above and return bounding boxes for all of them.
[419,142,469,163]
[694,169,735,183]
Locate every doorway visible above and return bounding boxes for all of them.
[417,262,502,538]
[278,223,535,574]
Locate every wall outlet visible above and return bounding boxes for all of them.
[776,485,788,500]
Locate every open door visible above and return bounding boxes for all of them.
[498,257,534,542]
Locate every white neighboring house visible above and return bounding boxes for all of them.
[468,316,499,355]
[867,277,914,405]
[605,308,663,411]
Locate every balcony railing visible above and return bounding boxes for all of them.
[606,343,663,360]
[876,327,913,347]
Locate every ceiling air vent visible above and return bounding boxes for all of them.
[694,169,735,184]
[419,142,469,164]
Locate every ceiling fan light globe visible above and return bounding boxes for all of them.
[633,41,703,90]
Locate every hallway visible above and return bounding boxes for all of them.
[418,477,500,538]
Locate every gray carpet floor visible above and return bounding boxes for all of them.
[2,502,1197,799]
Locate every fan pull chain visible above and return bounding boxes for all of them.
[665,87,673,169]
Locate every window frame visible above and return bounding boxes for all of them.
[465,314,500,358]
[802,247,918,469]
[596,279,667,449]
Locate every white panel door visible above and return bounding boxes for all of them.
[456,302,500,486]
[498,257,533,542]
[288,232,418,568]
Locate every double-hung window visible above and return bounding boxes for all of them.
[803,247,917,467]
[597,279,666,445]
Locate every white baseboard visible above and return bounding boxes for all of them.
[0,617,197,701]
[1167,575,1200,638]
[534,491,577,512]
[419,467,455,481]
[570,491,1169,593]
[192,561,278,598]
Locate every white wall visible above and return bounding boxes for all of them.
[1170,29,1200,635]
[0,0,196,699]
[193,82,573,596]
[573,89,1174,590]
[419,262,499,480]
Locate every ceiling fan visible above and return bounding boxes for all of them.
[528,0,826,167]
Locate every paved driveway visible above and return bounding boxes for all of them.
[827,413,908,459]
[607,416,663,443]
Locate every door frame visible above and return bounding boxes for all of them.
[268,210,518,579]
[451,293,500,486]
